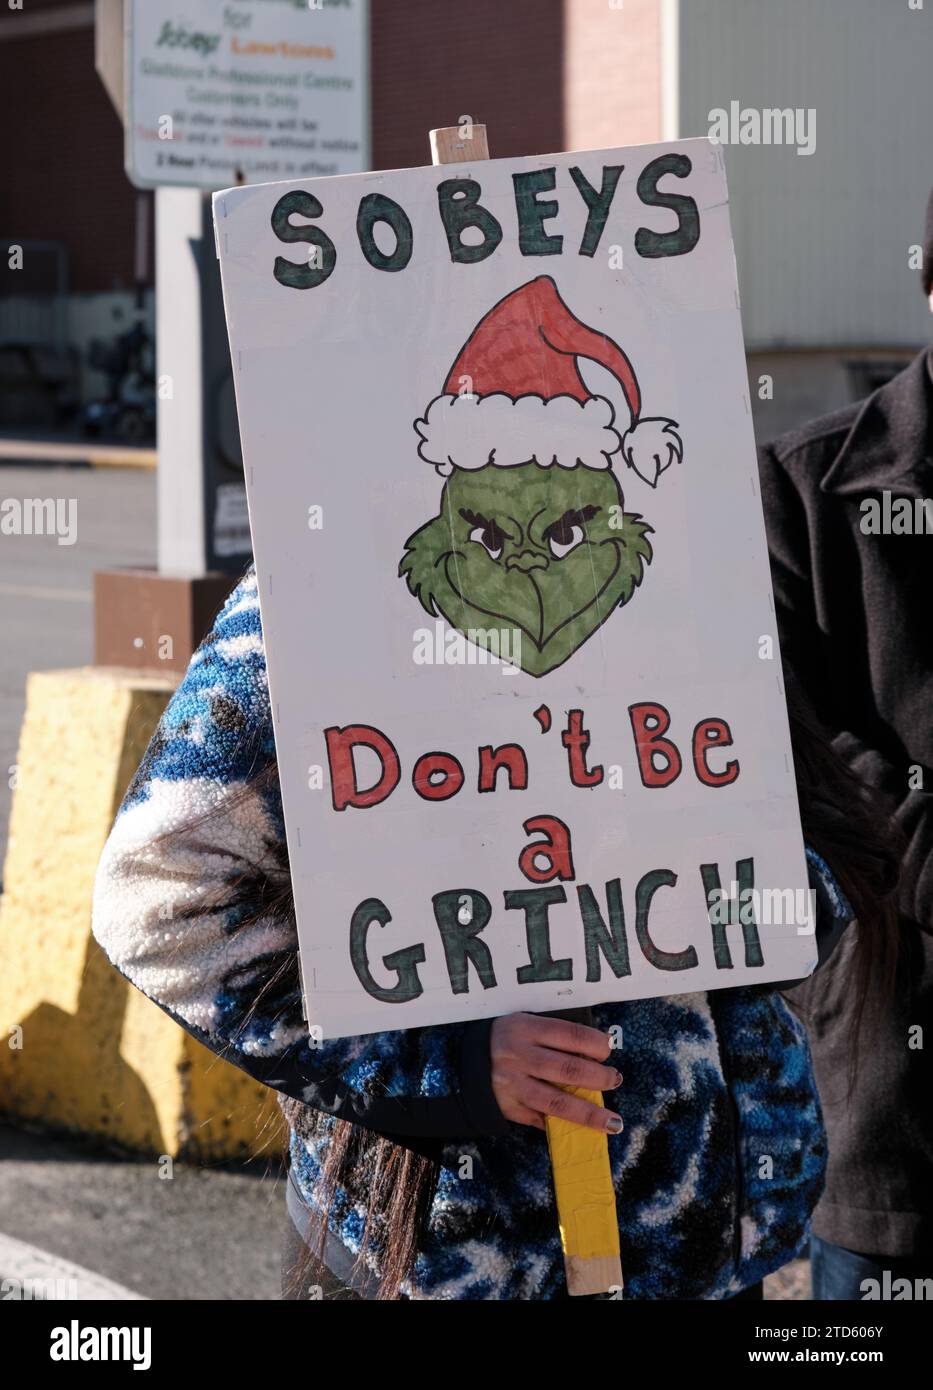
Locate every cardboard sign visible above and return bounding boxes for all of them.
[213,139,817,1038]
[125,0,369,190]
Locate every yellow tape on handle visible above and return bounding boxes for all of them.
[545,1087,623,1297]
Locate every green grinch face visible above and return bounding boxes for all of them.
[400,462,653,677]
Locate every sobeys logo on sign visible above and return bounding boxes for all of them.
[154,20,222,58]
[400,276,680,677]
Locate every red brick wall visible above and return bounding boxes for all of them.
[370,0,565,168]
[0,23,151,294]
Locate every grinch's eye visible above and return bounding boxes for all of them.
[468,525,503,560]
[548,525,585,559]
[459,508,508,560]
[544,504,600,559]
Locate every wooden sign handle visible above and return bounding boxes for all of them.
[429,123,490,163]
[542,1006,623,1297]
[427,124,622,1297]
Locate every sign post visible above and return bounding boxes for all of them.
[153,185,250,578]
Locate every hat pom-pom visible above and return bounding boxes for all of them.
[621,417,683,488]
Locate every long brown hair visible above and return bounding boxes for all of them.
[174,674,901,1300]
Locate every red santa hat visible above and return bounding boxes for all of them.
[414,275,682,486]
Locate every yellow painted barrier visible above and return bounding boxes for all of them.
[0,667,283,1160]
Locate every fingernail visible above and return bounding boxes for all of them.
[606,1115,623,1134]
[612,1071,623,1087]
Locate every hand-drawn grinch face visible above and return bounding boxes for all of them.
[400,462,653,677]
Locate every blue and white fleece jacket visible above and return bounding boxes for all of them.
[92,567,851,1301]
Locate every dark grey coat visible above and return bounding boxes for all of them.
[758,347,933,1256]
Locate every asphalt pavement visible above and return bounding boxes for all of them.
[0,1124,287,1300]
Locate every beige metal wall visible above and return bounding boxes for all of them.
[675,0,932,351]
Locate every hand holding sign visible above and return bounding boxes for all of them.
[489,1012,622,1132]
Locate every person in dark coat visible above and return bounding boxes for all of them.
[756,190,933,1300]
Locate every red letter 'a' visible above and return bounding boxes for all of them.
[628,703,682,788]
[325,725,400,811]
[518,815,575,884]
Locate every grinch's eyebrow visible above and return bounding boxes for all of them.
[543,505,601,535]
[458,508,515,538]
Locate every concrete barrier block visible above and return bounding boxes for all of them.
[0,667,284,1160]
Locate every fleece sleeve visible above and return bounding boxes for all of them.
[91,566,510,1142]
[758,440,932,928]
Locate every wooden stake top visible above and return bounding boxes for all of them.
[429,125,490,165]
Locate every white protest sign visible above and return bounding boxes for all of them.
[213,139,817,1038]
[125,0,368,190]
